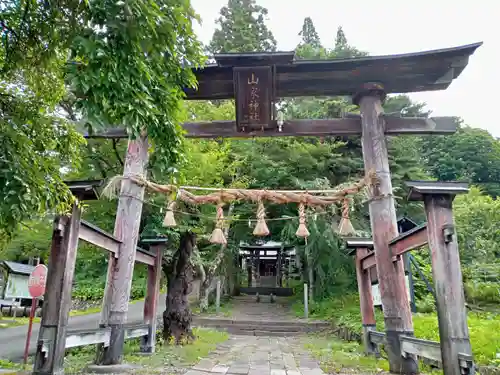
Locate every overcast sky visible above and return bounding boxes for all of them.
[190,0,498,137]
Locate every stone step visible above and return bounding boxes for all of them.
[194,323,328,333]
[224,327,303,337]
[193,317,330,329]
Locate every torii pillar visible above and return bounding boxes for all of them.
[355,84,417,374]
[97,135,149,365]
[407,181,473,375]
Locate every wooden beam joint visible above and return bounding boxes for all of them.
[361,224,428,271]
[389,224,428,258]
[79,220,155,265]
[79,220,121,255]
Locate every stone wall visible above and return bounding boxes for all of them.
[188,277,224,304]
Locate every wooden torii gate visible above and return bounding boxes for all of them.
[346,181,474,375]
[85,42,482,374]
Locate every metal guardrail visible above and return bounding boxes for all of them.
[40,323,149,355]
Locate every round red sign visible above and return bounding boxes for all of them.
[28,264,48,298]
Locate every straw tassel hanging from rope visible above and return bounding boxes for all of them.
[295,202,310,239]
[162,201,177,227]
[210,204,227,245]
[338,198,356,236]
[253,198,270,236]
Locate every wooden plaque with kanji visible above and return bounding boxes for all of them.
[233,66,272,131]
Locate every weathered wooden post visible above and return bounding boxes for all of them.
[346,238,377,354]
[249,250,254,287]
[356,248,378,354]
[33,203,82,375]
[140,239,166,354]
[255,249,260,287]
[355,85,416,374]
[276,247,282,287]
[407,181,474,375]
[97,136,149,365]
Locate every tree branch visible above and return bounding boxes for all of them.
[60,100,77,121]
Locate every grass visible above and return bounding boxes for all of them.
[62,328,228,374]
[293,294,500,367]
[192,297,233,317]
[0,359,29,373]
[0,323,228,374]
[302,334,390,374]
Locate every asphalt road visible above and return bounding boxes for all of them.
[0,296,165,361]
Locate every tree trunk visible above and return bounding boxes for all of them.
[199,276,212,312]
[163,231,196,344]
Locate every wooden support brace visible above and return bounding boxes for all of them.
[135,247,155,266]
[361,224,428,271]
[79,220,121,254]
[33,203,81,375]
[355,248,377,355]
[79,221,155,265]
[389,224,428,258]
[140,243,165,354]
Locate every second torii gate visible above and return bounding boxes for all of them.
[87,42,482,374]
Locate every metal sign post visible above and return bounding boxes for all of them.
[24,263,47,364]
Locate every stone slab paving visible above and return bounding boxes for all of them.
[185,335,325,375]
[229,296,298,322]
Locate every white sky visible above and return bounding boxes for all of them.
[191,0,499,137]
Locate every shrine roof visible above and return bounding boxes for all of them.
[406,180,469,201]
[185,42,482,100]
[239,240,293,250]
[64,180,103,201]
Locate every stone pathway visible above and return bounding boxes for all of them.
[185,335,325,375]
[230,296,297,321]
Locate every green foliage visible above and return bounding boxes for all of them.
[303,335,390,374]
[413,312,500,367]
[67,0,205,168]
[453,187,500,263]
[332,27,368,58]
[282,219,358,299]
[63,328,228,373]
[421,125,500,197]
[294,294,500,366]
[0,0,205,235]
[0,82,84,235]
[0,218,52,261]
[72,274,147,302]
[299,17,321,48]
[208,0,277,53]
